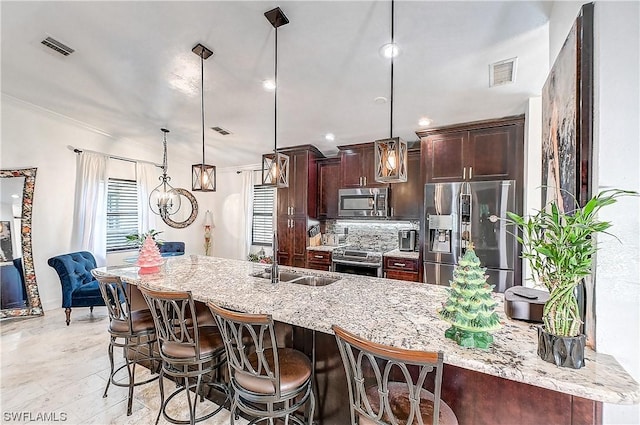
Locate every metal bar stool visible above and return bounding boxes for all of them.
[96,275,161,416]
[208,302,315,425]
[333,325,458,425]
[139,286,229,425]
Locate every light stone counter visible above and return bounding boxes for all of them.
[95,255,639,405]
[305,245,345,252]
[383,248,420,260]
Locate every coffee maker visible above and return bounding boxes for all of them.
[398,230,417,251]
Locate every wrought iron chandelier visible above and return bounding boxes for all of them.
[149,128,181,218]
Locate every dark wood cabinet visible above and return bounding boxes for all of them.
[389,149,421,219]
[276,145,323,267]
[338,143,387,188]
[317,157,341,219]
[306,250,332,271]
[419,115,524,183]
[383,256,420,282]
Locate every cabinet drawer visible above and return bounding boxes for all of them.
[384,257,418,271]
[385,270,420,282]
[307,250,332,264]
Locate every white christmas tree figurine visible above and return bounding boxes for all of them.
[136,234,163,274]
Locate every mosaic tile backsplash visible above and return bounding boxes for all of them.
[324,220,419,252]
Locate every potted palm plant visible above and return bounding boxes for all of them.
[507,189,636,368]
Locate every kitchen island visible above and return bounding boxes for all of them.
[94,255,639,425]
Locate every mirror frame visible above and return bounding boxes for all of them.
[162,188,198,229]
[0,168,43,318]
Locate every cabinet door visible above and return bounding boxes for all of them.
[318,159,341,219]
[277,218,292,266]
[341,149,363,188]
[467,125,517,181]
[390,150,421,219]
[424,132,466,182]
[290,150,309,216]
[291,217,307,268]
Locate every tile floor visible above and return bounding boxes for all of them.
[0,307,248,425]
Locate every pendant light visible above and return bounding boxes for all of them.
[374,0,408,183]
[192,43,216,192]
[149,128,181,218]
[261,7,289,188]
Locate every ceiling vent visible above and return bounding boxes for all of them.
[489,57,517,87]
[211,126,231,136]
[41,36,75,56]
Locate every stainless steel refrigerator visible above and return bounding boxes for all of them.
[423,180,517,293]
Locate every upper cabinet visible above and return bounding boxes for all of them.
[338,143,387,188]
[418,115,524,183]
[317,157,341,219]
[277,145,323,218]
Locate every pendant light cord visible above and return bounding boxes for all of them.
[200,51,206,165]
[274,26,278,156]
[390,0,395,140]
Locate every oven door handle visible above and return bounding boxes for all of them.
[332,259,382,268]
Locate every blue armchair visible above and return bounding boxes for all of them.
[47,251,105,325]
[159,241,185,256]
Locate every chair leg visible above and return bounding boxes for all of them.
[126,344,136,416]
[307,388,316,425]
[90,306,94,313]
[65,308,71,326]
[155,370,165,425]
[103,340,114,398]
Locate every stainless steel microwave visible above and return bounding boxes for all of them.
[338,188,389,218]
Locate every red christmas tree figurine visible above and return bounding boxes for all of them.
[136,235,163,274]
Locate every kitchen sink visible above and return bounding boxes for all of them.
[250,270,340,286]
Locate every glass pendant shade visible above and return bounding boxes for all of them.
[149,179,181,218]
[261,152,289,187]
[192,163,216,191]
[374,137,408,183]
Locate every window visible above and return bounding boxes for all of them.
[106,178,138,252]
[252,185,275,246]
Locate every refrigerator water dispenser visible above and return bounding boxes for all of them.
[428,214,453,253]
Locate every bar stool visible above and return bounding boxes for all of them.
[333,325,458,425]
[139,286,229,425]
[96,275,160,416]
[208,302,315,425]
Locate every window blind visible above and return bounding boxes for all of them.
[106,178,139,252]
[252,185,275,246]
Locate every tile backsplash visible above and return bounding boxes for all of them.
[324,220,419,252]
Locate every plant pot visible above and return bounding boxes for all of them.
[537,326,586,369]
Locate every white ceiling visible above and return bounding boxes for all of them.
[1,1,552,168]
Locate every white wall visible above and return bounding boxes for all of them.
[593,2,640,423]
[523,96,542,287]
[1,95,216,311]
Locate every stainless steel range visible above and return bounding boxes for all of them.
[331,247,383,277]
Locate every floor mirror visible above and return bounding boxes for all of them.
[0,168,43,318]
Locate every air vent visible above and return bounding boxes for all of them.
[211,126,231,136]
[489,57,517,87]
[41,36,75,56]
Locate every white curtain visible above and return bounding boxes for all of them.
[71,152,109,266]
[136,161,158,234]
[240,170,255,260]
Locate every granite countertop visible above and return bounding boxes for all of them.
[383,248,420,260]
[305,245,346,252]
[94,255,639,405]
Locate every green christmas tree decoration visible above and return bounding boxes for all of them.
[437,243,501,349]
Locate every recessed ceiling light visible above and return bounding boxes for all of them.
[374,96,387,104]
[380,43,399,58]
[325,133,335,141]
[262,79,276,91]
[11,194,20,199]
[418,117,432,127]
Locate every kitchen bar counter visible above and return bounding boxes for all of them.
[95,255,639,406]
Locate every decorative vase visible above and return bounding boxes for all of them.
[537,326,586,369]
